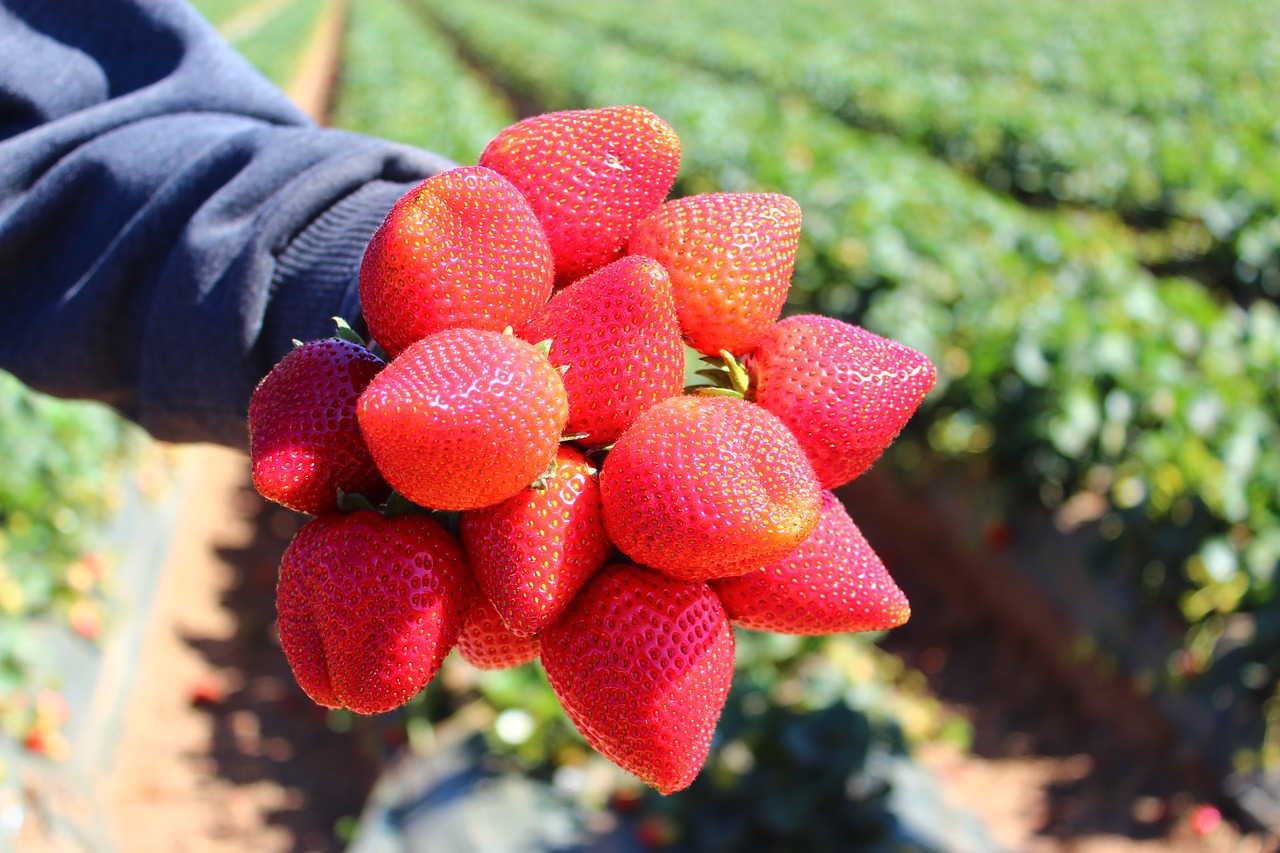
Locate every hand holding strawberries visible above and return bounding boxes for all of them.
[246,105,937,793]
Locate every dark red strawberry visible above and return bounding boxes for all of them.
[540,563,734,794]
[358,165,554,357]
[275,515,342,708]
[599,395,822,581]
[710,491,910,634]
[248,337,389,515]
[479,105,680,286]
[745,315,936,488]
[628,192,801,356]
[275,511,475,714]
[456,594,541,671]
[358,328,570,511]
[517,255,684,446]
[460,446,612,637]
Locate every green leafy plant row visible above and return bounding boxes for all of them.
[520,0,1280,301]
[230,0,326,88]
[0,372,144,759]
[189,0,262,30]
[191,0,325,88]
[413,0,1280,767]
[329,0,516,165]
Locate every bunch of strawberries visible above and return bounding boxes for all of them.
[247,106,936,794]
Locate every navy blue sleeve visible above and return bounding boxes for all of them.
[0,0,453,447]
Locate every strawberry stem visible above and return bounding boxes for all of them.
[719,349,752,397]
[384,491,433,517]
[332,316,366,346]
[584,443,614,469]
[336,488,379,513]
[683,350,751,399]
[528,454,559,491]
[689,386,745,398]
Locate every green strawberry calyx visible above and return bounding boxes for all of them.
[335,488,380,513]
[292,316,387,361]
[687,350,752,399]
[528,454,561,491]
[332,316,365,346]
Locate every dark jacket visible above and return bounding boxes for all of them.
[0,0,450,446]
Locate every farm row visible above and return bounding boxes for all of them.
[361,0,1280,767]
[519,0,1280,300]
[52,0,1270,783]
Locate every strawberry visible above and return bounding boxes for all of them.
[628,192,801,356]
[460,445,613,636]
[745,315,937,488]
[275,511,475,714]
[456,594,541,670]
[358,165,554,358]
[599,395,822,581]
[479,105,681,286]
[517,255,684,446]
[248,337,389,515]
[357,328,570,511]
[710,491,910,634]
[540,563,734,794]
[276,516,340,707]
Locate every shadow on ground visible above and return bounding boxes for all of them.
[180,481,381,853]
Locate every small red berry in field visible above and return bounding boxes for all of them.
[1187,804,1222,837]
[711,491,910,634]
[600,395,822,581]
[359,165,554,357]
[358,328,569,511]
[635,815,679,848]
[518,255,684,446]
[747,315,936,488]
[461,446,612,637]
[480,105,680,286]
[541,564,735,794]
[249,337,389,515]
[629,192,801,356]
[188,674,226,708]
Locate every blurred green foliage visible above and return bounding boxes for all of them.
[189,0,259,29]
[523,0,1280,299]
[329,0,514,164]
[0,372,143,755]
[232,0,325,87]
[193,0,1280,775]
[400,0,1280,768]
[384,631,967,851]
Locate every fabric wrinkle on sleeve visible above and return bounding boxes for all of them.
[0,0,453,447]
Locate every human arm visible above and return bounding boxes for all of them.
[0,0,451,446]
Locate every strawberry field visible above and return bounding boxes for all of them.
[9,0,1280,849]
[326,0,1280,819]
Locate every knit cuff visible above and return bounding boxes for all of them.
[263,178,412,359]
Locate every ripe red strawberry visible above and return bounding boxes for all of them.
[479,105,680,286]
[710,491,910,634]
[358,165,554,358]
[745,315,937,489]
[540,563,734,794]
[275,511,475,714]
[358,328,570,511]
[276,517,340,707]
[461,446,612,636]
[248,337,389,515]
[600,395,822,581]
[517,255,684,446]
[628,192,801,356]
[456,594,541,670]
